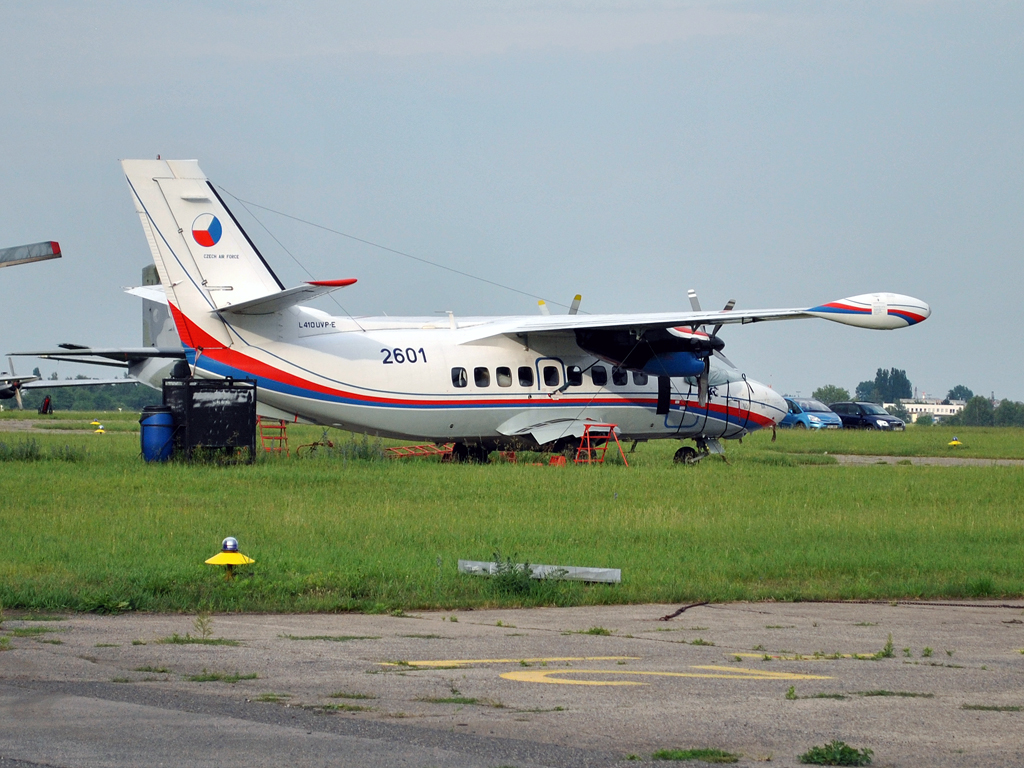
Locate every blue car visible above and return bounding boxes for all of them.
[781,398,844,430]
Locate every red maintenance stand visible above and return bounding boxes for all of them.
[574,423,629,467]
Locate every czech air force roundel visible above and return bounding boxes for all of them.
[191,213,222,247]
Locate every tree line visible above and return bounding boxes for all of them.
[10,370,161,413]
[810,369,1024,427]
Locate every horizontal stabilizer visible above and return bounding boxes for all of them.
[215,279,357,316]
[0,241,61,269]
[125,285,168,304]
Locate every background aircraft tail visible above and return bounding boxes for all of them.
[122,159,285,351]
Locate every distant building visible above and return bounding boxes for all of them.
[887,396,966,423]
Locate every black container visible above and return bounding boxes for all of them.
[162,378,257,462]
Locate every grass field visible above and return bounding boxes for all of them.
[1,412,1022,613]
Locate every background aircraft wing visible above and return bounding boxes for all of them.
[9,346,186,368]
[0,241,61,269]
[21,377,138,389]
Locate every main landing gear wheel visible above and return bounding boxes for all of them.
[451,443,491,463]
[673,446,699,464]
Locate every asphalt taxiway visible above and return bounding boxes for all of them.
[2,602,1023,767]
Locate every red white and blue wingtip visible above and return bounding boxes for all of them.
[806,293,931,329]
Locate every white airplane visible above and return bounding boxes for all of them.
[19,159,933,460]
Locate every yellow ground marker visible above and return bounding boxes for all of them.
[501,666,832,686]
[383,656,640,668]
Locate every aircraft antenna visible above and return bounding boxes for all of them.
[217,186,579,312]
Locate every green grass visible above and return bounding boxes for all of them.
[157,633,240,646]
[419,696,479,705]
[652,748,739,763]
[1,419,1023,612]
[799,740,873,765]
[186,670,258,683]
[280,634,380,642]
[961,704,1021,712]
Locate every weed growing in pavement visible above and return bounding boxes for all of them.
[786,686,797,700]
[280,634,380,642]
[186,669,258,683]
[254,693,290,702]
[158,633,239,646]
[329,691,375,699]
[192,610,213,641]
[961,704,1021,712]
[799,740,873,765]
[922,647,933,657]
[872,634,894,659]
[652,747,739,763]
[582,627,611,636]
[690,638,715,646]
[854,690,933,698]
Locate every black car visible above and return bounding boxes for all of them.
[828,402,905,430]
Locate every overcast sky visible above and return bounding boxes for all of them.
[2,1,1021,400]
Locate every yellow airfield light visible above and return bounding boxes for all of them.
[948,437,962,447]
[205,537,254,580]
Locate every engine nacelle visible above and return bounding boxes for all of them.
[806,293,930,329]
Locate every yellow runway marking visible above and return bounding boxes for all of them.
[501,666,832,686]
[384,656,640,668]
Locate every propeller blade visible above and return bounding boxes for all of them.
[14,385,23,410]
[713,349,737,369]
[7,357,15,376]
[687,289,701,312]
[698,357,710,408]
[722,299,736,312]
[568,294,582,315]
[537,300,551,316]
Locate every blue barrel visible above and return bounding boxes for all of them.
[140,406,175,462]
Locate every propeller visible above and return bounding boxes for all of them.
[686,291,737,407]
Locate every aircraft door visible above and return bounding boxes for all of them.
[663,378,703,433]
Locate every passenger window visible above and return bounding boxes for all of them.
[496,367,512,387]
[632,371,648,386]
[543,365,560,387]
[566,366,583,386]
[451,367,467,388]
[474,367,490,387]
[518,366,534,387]
[612,367,628,386]
[591,365,608,386]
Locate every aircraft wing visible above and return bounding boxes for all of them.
[9,346,185,368]
[456,293,931,344]
[20,377,138,389]
[0,374,40,386]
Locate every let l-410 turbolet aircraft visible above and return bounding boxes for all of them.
[118,158,929,461]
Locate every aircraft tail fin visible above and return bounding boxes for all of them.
[122,159,286,349]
